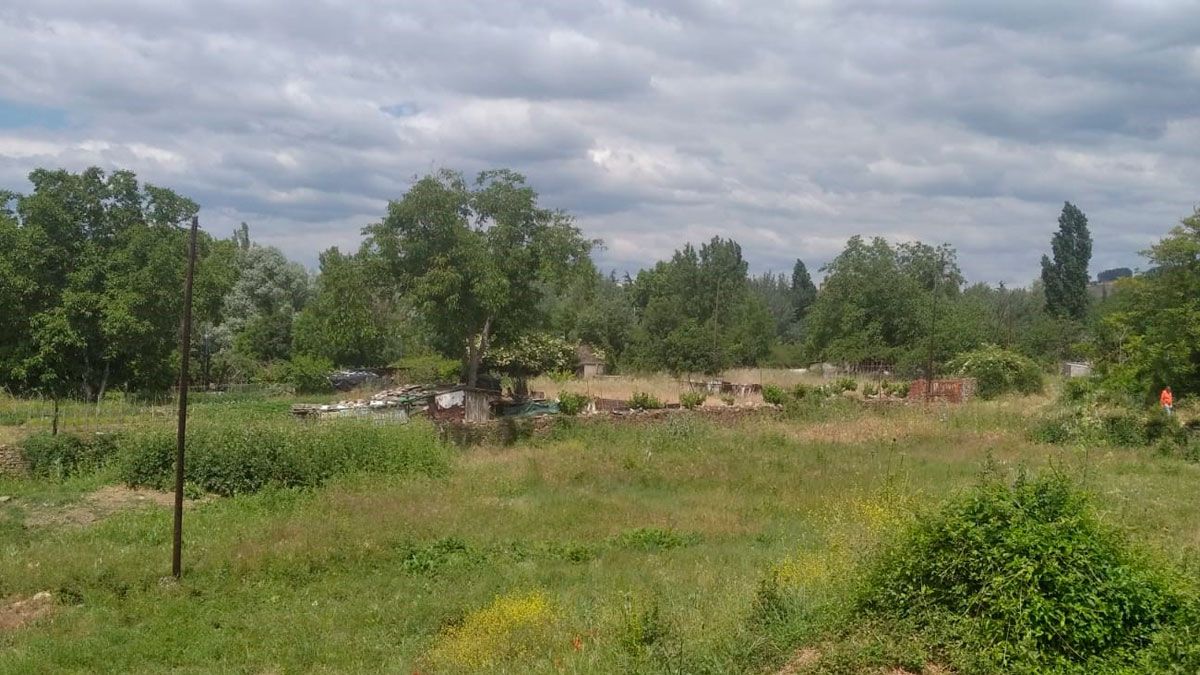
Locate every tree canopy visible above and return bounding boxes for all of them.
[361,169,593,385]
[0,168,218,399]
[1041,201,1093,320]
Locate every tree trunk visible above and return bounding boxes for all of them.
[52,398,60,436]
[96,360,110,410]
[466,316,493,388]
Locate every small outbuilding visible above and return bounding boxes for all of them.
[575,344,606,379]
[431,386,500,423]
[1061,361,1093,378]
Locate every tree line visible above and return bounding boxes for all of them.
[0,165,1193,400]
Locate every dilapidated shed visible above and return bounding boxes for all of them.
[576,344,606,378]
[431,386,500,423]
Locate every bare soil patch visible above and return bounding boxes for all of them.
[0,592,54,631]
[21,485,198,528]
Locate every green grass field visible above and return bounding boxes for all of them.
[2,391,1199,673]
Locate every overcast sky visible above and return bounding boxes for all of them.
[1,1,1198,284]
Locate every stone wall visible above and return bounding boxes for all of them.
[0,445,29,477]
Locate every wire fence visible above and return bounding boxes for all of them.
[0,394,175,440]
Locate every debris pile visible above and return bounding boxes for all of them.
[684,379,763,396]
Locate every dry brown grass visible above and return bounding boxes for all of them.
[530,368,836,406]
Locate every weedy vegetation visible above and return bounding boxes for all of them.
[2,383,1199,674]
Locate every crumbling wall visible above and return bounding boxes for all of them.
[907,378,977,404]
[0,445,28,477]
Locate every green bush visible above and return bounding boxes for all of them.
[391,354,461,384]
[629,391,663,410]
[762,385,787,406]
[20,432,119,479]
[679,391,706,409]
[861,383,879,397]
[861,472,1178,671]
[947,345,1043,399]
[833,377,858,392]
[283,354,334,394]
[720,393,735,406]
[1033,404,1187,449]
[1062,376,1099,403]
[557,392,590,416]
[790,383,813,400]
[117,420,450,496]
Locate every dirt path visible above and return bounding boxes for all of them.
[19,486,201,528]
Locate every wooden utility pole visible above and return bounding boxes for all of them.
[925,249,946,403]
[173,215,199,579]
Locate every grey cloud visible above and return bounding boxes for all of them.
[0,0,1197,284]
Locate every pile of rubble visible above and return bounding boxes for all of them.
[292,384,443,421]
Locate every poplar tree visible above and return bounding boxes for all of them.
[1040,202,1093,320]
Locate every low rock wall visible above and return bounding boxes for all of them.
[0,445,28,477]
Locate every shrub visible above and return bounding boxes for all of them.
[947,345,1043,399]
[679,391,706,409]
[1062,376,1099,403]
[630,391,663,410]
[283,354,334,394]
[1032,404,1187,449]
[833,377,858,392]
[20,432,119,479]
[762,385,787,406]
[861,472,1177,671]
[790,383,812,400]
[720,393,736,406]
[117,420,450,496]
[861,383,879,397]
[391,354,461,384]
[557,392,590,416]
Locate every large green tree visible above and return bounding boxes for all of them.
[1041,201,1093,320]
[361,169,592,386]
[804,237,970,372]
[217,241,310,363]
[628,237,773,374]
[0,168,216,400]
[293,247,403,367]
[1094,208,1200,397]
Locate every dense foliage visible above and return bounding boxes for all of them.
[862,472,1182,672]
[0,169,218,399]
[1041,201,1093,320]
[4,164,1192,401]
[947,344,1043,399]
[1089,208,1200,399]
[118,420,450,496]
[360,169,593,386]
[20,432,118,479]
[625,237,773,374]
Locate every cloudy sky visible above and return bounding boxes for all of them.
[1,0,1198,284]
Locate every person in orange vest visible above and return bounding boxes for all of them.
[1160,386,1174,415]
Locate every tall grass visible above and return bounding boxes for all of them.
[3,394,1200,673]
[118,419,451,496]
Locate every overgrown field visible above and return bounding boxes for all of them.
[3,389,1200,673]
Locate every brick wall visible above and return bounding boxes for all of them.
[907,378,977,404]
[0,445,28,477]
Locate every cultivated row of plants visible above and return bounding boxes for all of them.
[18,420,451,496]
